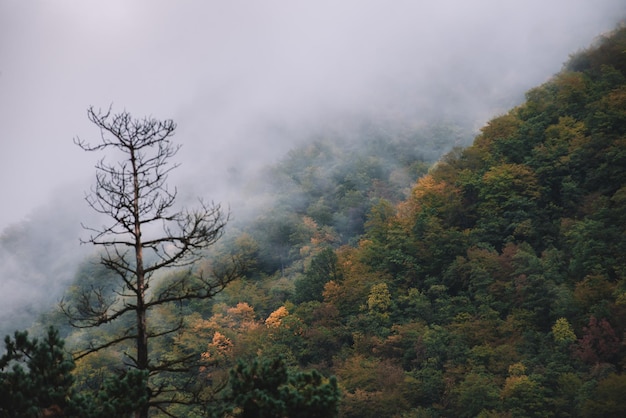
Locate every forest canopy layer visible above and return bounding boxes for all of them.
[3,24,626,418]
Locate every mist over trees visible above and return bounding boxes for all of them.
[0,198,94,339]
[2,17,626,418]
[3,2,625,341]
[3,1,624,233]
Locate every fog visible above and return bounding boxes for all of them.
[0,1,624,333]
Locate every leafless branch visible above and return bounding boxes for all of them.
[73,332,137,361]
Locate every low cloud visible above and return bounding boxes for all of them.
[0,0,624,331]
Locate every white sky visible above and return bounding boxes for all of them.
[1,0,625,232]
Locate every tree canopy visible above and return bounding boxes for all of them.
[6,24,626,418]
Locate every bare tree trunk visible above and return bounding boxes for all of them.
[131,149,149,418]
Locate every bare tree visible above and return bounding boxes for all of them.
[62,106,239,418]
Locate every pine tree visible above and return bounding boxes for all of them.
[0,327,74,418]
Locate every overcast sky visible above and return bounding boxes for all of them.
[1,0,625,233]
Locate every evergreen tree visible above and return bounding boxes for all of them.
[215,356,340,417]
[0,327,74,418]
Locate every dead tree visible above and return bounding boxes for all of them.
[62,106,239,418]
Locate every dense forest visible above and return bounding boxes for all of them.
[3,25,626,417]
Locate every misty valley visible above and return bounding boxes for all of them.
[2,23,626,418]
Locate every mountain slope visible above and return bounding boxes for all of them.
[319,24,626,417]
[17,24,626,418]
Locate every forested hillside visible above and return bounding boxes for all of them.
[218,26,626,417]
[4,25,626,417]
